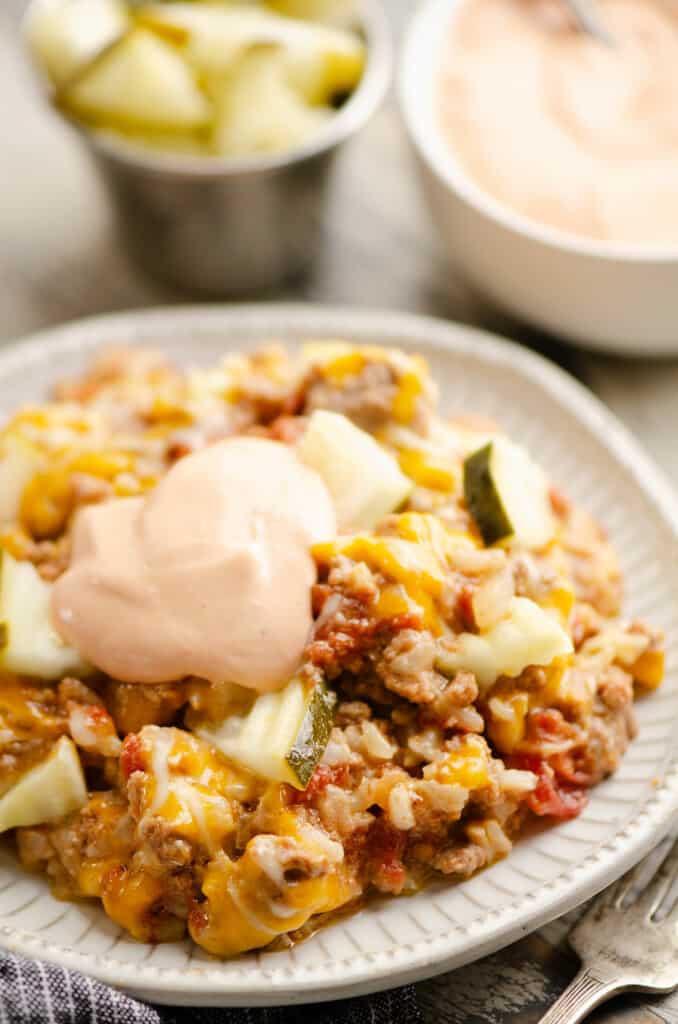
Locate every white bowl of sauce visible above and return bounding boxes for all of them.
[399,0,678,355]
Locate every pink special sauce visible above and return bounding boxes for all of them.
[51,437,336,690]
[439,0,678,243]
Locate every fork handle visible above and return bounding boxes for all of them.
[537,967,625,1024]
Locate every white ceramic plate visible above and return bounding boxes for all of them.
[0,306,677,1007]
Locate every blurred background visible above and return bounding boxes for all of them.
[4,2,455,327]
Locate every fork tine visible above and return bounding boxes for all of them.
[584,839,673,921]
[577,870,635,930]
[632,838,678,920]
[606,854,658,910]
[591,875,629,917]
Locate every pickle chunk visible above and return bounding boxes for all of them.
[210,47,333,156]
[137,4,365,102]
[0,552,90,680]
[60,29,211,132]
[26,0,128,89]
[197,677,336,788]
[298,410,412,530]
[436,596,572,692]
[266,0,359,27]
[0,737,87,832]
[464,437,555,549]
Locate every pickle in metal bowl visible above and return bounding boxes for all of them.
[23,0,392,294]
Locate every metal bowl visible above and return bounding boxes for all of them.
[24,2,392,296]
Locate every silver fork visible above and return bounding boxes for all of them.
[538,836,678,1024]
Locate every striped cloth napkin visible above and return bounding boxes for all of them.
[0,951,422,1023]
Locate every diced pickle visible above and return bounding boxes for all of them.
[138,3,365,103]
[0,552,90,679]
[436,597,572,692]
[30,1,365,158]
[286,682,336,786]
[60,29,211,132]
[196,676,336,789]
[266,0,360,27]
[464,438,555,549]
[210,47,334,156]
[26,0,128,89]
[0,737,87,833]
[298,410,412,530]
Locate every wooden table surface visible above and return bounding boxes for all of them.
[3,3,678,1021]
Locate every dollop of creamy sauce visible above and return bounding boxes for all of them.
[440,0,678,243]
[52,438,335,690]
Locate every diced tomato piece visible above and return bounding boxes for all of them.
[311,583,332,617]
[549,486,571,518]
[531,708,573,740]
[550,751,595,788]
[287,763,351,805]
[166,441,193,462]
[188,902,209,936]
[512,755,587,820]
[268,415,308,444]
[378,860,407,892]
[83,704,115,729]
[533,710,561,735]
[527,710,580,754]
[530,772,587,820]
[280,388,305,417]
[377,612,423,634]
[369,818,407,894]
[457,586,476,631]
[120,733,146,778]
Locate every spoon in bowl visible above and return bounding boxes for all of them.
[563,0,615,44]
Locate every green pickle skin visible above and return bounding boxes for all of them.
[463,442,513,547]
[286,683,337,788]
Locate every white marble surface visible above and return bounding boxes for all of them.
[2,3,678,1022]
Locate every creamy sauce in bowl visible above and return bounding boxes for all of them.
[439,0,678,244]
[52,437,335,689]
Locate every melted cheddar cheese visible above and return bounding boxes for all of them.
[127,726,258,855]
[307,345,430,427]
[314,513,476,634]
[190,813,358,957]
[424,737,491,790]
